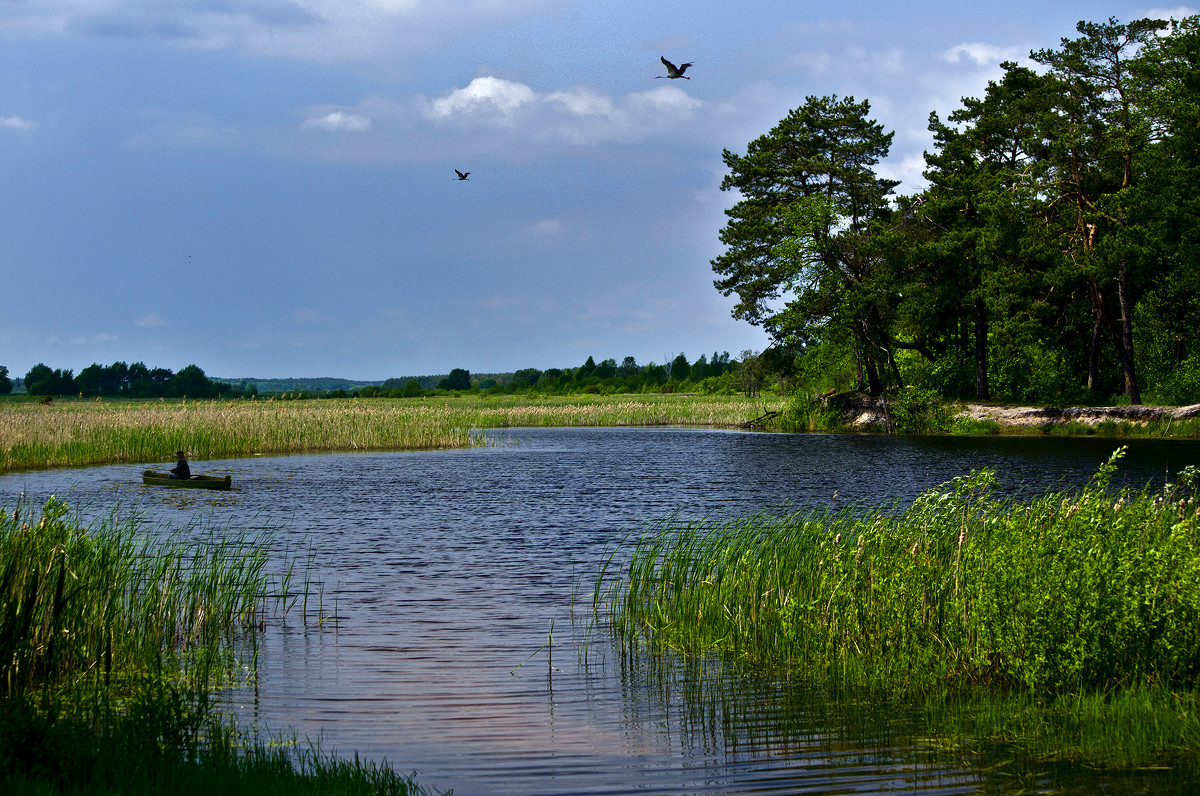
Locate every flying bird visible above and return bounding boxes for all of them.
[657,56,693,79]
[454,169,470,181]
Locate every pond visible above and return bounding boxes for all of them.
[3,428,1200,795]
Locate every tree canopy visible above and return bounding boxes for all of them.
[712,15,1200,405]
[21,362,234,398]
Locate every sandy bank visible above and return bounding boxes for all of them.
[826,392,1200,431]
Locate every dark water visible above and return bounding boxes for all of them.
[3,428,1199,795]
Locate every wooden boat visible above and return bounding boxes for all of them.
[142,470,232,490]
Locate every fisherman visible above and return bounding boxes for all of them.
[169,450,191,480]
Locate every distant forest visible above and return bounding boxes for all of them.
[0,351,749,399]
[366,352,739,397]
[4,362,239,399]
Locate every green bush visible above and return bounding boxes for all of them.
[887,386,953,433]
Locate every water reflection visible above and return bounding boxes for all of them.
[2,429,1199,794]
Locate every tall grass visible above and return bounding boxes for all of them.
[0,496,272,702]
[0,394,781,473]
[0,497,438,795]
[594,448,1200,763]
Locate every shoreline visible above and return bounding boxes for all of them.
[826,393,1200,432]
[959,402,1200,428]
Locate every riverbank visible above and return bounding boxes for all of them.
[823,392,1200,434]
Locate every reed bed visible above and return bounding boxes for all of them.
[594,448,1200,763]
[457,393,780,429]
[0,496,275,701]
[0,394,780,473]
[0,497,436,795]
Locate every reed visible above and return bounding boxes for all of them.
[595,448,1200,763]
[0,394,781,473]
[0,496,276,702]
[0,497,436,795]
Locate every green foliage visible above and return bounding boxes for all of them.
[986,344,1091,405]
[437,368,471,391]
[776,392,842,432]
[23,362,239,399]
[887,386,953,433]
[0,367,11,396]
[598,448,1200,703]
[712,95,899,394]
[898,351,973,400]
[23,364,75,396]
[711,16,1200,406]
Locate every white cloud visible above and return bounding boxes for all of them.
[942,42,1023,66]
[1146,6,1197,21]
[877,153,929,195]
[0,115,36,130]
[424,77,538,122]
[783,50,835,75]
[136,313,168,328]
[301,109,371,132]
[420,77,702,146]
[544,88,614,117]
[528,218,561,236]
[847,46,905,75]
[0,0,557,62]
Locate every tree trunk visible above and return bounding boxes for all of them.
[860,344,883,395]
[1088,310,1102,392]
[973,297,990,399]
[1115,258,1141,404]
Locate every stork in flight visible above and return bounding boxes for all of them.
[454,169,470,181]
[656,56,693,79]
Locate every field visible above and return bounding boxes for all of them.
[0,394,783,474]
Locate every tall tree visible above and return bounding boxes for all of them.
[1031,17,1169,403]
[915,63,1062,399]
[712,95,899,393]
[1123,16,1200,401]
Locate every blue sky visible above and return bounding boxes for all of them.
[1,1,1191,380]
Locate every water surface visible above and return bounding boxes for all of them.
[3,429,1199,794]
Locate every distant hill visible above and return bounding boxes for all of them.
[222,372,521,394]
[216,377,384,393]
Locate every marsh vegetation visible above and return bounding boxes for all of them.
[595,449,1200,767]
[0,393,781,474]
[0,496,439,795]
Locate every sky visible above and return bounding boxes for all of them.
[1,1,1193,381]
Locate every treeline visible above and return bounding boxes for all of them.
[361,352,740,397]
[11,362,244,399]
[1,352,752,401]
[713,16,1200,406]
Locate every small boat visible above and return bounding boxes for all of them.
[142,470,232,490]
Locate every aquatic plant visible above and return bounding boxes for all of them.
[595,448,1200,762]
[0,497,437,795]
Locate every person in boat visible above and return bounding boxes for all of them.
[169,451,191,480]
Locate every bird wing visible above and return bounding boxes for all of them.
[677,62,693,74]
[455,169,467,179]
[660,56,677,73]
